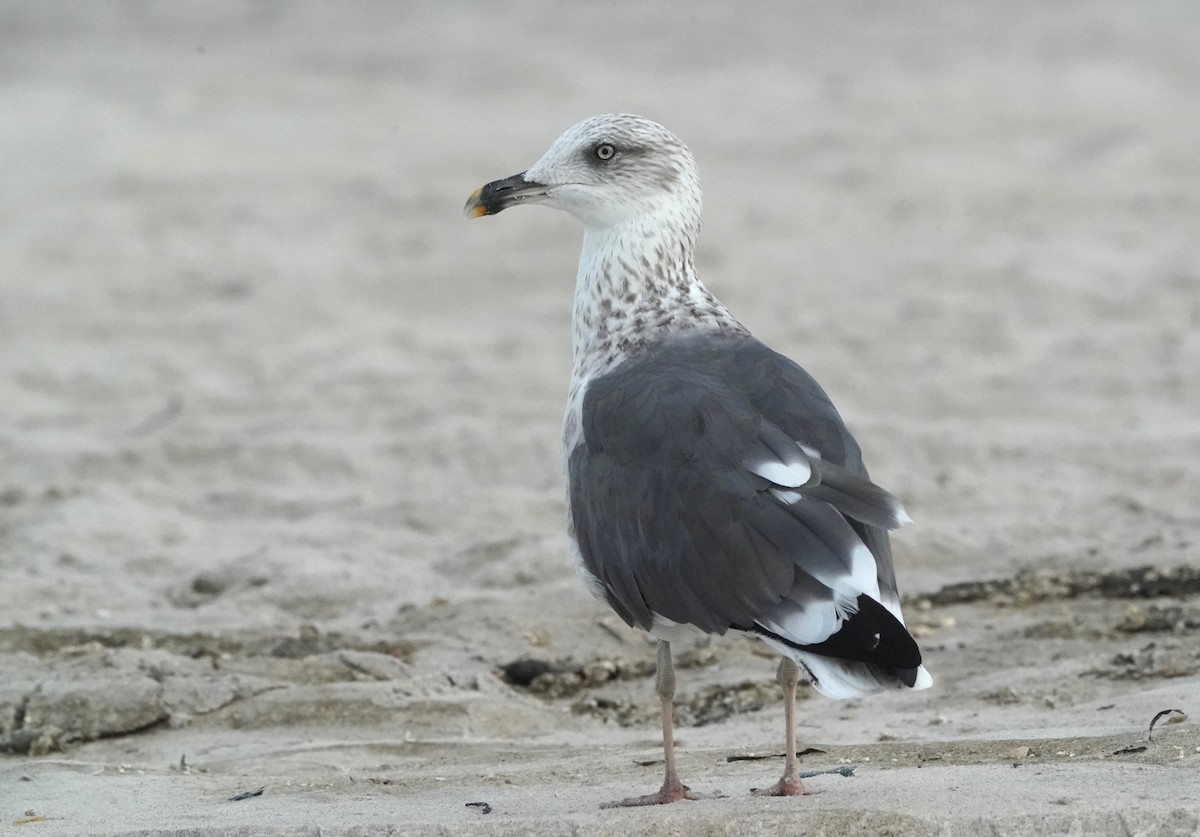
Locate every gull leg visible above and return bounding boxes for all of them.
[601,640,700,808]
[752,656,811,797]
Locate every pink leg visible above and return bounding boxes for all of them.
[601,641,700,808]
[752,657,812,797]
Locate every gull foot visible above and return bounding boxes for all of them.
[601,778,702,808]
[751,776,812,797]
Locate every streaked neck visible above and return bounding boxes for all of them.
[570,218,742,379]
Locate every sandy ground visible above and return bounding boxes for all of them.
[2,1,1200,834]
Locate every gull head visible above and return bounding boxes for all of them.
[465,114,701,231]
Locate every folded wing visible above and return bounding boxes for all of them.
[569,333,925,691]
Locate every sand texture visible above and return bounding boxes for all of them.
[2,2,1199,834]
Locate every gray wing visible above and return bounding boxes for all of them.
[569,332,918,669]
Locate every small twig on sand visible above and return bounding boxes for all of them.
[465,801,493,815]
[1148,708,1186,742]
[1112,745,1148,756]
[798,766,856,779]
[228,787,265,802]
[726,747,825,763]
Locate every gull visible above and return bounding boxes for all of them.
[465,113,932,806]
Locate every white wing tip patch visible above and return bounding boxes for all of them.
[747,457,811,488]
[769,488,803,506]
[850,540,883,600]
[798,443,822,460]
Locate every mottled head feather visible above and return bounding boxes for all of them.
[524,114,702,233]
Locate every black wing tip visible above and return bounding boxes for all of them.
[739,594,923,672]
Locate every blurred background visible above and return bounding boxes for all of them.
[3,0,1197,623]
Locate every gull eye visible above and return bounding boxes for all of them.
[594,143,616,161]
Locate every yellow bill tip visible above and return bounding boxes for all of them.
[464,186,489,219]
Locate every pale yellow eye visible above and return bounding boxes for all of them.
[595,143,615,161]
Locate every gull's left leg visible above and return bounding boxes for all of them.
[601,640,700,808]
[752,656,811,797]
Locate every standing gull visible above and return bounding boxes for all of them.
[465,114,932,806]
